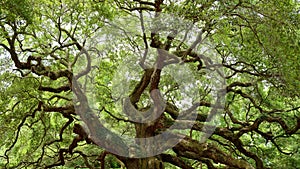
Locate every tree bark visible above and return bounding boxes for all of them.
[123,157,164,169]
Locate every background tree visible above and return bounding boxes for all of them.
[0,0,299,169]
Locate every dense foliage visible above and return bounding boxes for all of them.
[0,0,299,168]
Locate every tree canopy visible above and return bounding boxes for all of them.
[0,0,300,169]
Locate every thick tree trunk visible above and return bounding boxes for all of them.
[120,119,164,169]
[123,157,164,169]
